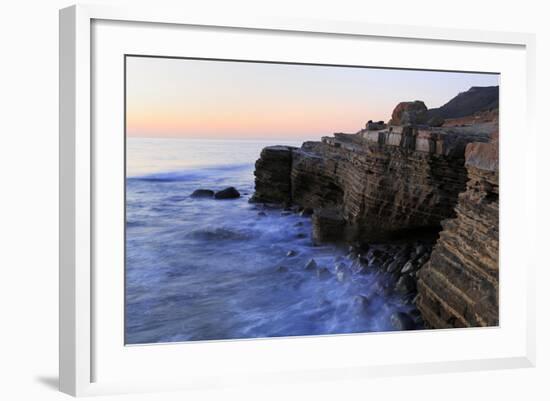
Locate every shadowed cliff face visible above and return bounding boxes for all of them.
[416,134,499,328]
[251,87,499,329]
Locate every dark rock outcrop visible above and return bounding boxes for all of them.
[251,146,295,205]
[190,189,214,198]
[214,187,241,199]
[416,133,499,328]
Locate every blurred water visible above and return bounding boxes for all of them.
[125,138,416,344]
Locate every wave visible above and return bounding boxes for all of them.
[128,163,253,183]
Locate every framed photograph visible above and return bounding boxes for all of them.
[59,4,536,396]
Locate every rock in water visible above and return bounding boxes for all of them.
[250,145,295,205]
[304,258,317,271]
[390,312,415,330]
[214,187,241,199]
[316,267,331,280]
[400,261,417,274]
[286,250,298,257]
[312,207,346,244]
[395,275,417,294]
[190,189,214,198]
[354,295,371,311]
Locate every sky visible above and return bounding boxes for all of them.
[126,56,499,141]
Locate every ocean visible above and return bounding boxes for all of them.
[125,137,415,344]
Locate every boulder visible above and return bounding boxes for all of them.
[214,187,241,199]
[389,101,428,125]
[190,189,214,198]
[400,261,417,274]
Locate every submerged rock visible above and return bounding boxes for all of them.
[316,267,331,280]
[276,265,289,273]
[190,189,214,198]
[354,295,371,311]
[390,312,416,330]
[214,187,241,199]
[286,250,298,257]
[304,258,318,271]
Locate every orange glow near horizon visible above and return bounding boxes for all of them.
[126,57,499,140]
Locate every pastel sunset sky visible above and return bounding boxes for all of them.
[126,56,499,141]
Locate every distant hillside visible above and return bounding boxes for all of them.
[427,86,499,120]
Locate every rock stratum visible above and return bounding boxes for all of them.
[251,86,499,329]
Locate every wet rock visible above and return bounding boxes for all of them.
[372,281,392,296]
[395,275,417,294]
[293,221,304,227]
[296,232,307,239]
[386,260,403,274]
[186,228,249,241]
[214,187,241,199]
[250,145,295,204]
[312,207,346,244]
[415,244,427,256]
[335,263,348,282]
[190,189,214,198]
[300,207,314,217]
[276,265,289,273]
[336,270,347,282]
[281,211,292,216]
[257,211,267,216]
[354,295,371,311]
[400,261,417,274]
[335,262,347,273]
[286,250,298,257]
[316,267,331,280]
[304,258,318,271]
[390,312,416,330]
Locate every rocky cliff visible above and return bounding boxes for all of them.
[251,86,499,329]
[252,123,495,244]
[416,133,499,328]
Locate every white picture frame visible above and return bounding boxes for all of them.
[59,4,536,397]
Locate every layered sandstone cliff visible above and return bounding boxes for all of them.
[252,123,495,243]
[416,134,499,328]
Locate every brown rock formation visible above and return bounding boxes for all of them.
[388,101,428,125]
[250,145,295,205]
[416,133,499,328]
[253,124,494,243]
